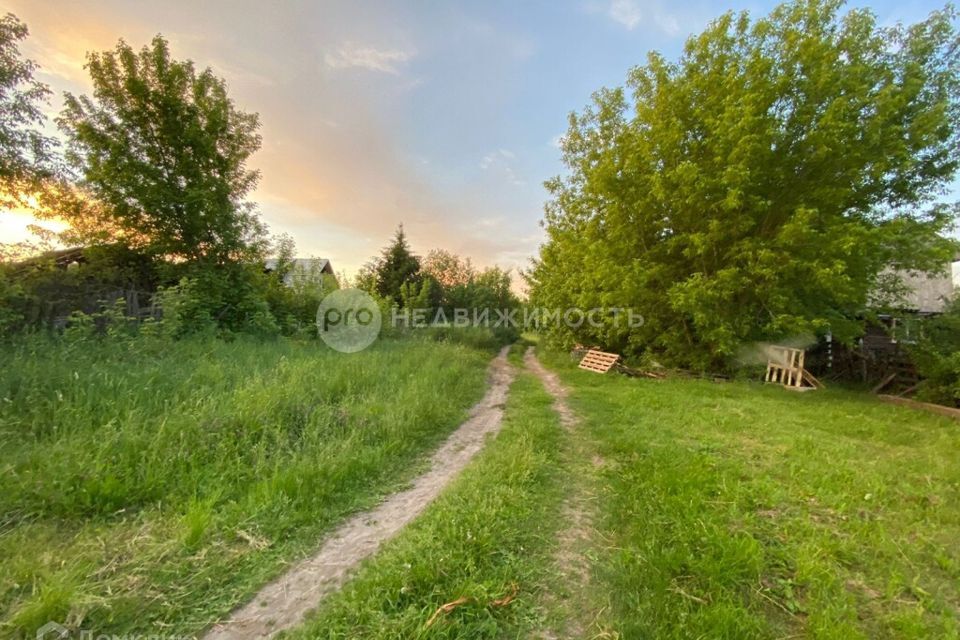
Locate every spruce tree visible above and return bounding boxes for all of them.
[375,224,422,304]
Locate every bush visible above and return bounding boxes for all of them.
[149,278,217,338]
[414,325,516,351]
[0,268,27,335]
[262,258,339,337]
[910,300,960,406]
[147,270,284,340]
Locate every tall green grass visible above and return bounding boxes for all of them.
[0,331,500,637]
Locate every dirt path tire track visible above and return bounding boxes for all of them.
[523,348,577,430]
[205,346,515,639]
[524,347,599,640]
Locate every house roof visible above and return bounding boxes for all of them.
[897,269,954,313]
[872,255,957,314]
[264,258,333,274]
[264,258,334,287]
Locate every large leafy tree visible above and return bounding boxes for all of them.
[58,36,264,263]
[0,13,54,203]
[422,249,519,313]
[529,0,960,370]
[422,249,475,289]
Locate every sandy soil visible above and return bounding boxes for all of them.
[204,346,514,639]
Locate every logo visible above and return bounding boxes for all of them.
[316,288,382,353]
[36,622,69,639]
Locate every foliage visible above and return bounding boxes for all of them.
[57,35,265,264]
[267,233,297,285]
[399,276,439,312]
[353,259,379,295]
[0,245,158,334]
[909,298,960,405]
[147,278,217,338]
[374,225,422,304]
[170,264,280,338]
[10,33,284,336]
[262,235,340,336]
[0,13,55,203]
[0,267,26,333]
[32,182,136,248]
[352,229,525,344]
[417,324,517,351]
[50,263,283,340]
[422,248,475,289]
[471,266,518,311]
[529,0,960,370]
[421,248,521,317]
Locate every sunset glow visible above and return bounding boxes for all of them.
[4,0,955,274]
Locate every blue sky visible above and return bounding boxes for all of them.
[2,0,954,279]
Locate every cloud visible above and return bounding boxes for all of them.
[7,0,542,278]
[608,0,642,30]
[479,148,514,170]
[654,13,681,36]
[206,57,275,88]
[324,43,415,74]
[479,149,524,186]
[597,0,683,36]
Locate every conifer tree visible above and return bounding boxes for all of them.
[375,224,422,304]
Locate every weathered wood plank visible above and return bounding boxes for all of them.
[878,394,960,420]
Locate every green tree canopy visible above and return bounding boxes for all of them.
[421,248,520,313]
[422,249,475,289]
[58,35,265,263]
[529,0,960,370]
[0,13,54,202]
[375,224,422,303]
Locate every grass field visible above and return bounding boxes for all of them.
[537,349,960,639]
[282,346,960,639]
[3,335,958,639]
[0,332,502,637]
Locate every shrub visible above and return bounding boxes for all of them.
[262,258,339,337]
[910,300,960,406]
[150,278,217,338]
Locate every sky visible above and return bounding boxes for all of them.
[0,0,954,281]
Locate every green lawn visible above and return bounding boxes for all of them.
[0,333,500,637]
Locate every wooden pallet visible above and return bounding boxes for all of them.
[578,349,620,374]
[877,394,960,420]
[765,346,824,390]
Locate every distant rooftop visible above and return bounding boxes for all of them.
[264,258,334,286]
[896,268,954,314]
